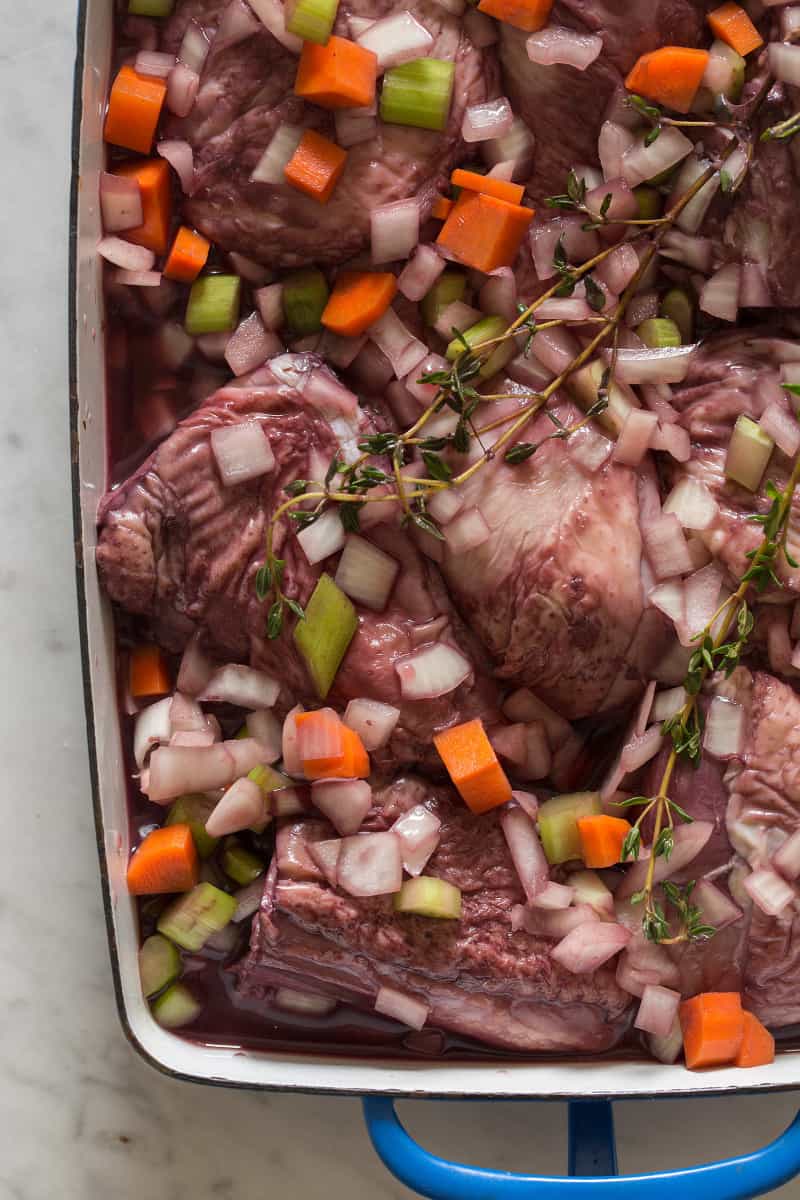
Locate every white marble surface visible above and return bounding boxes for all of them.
[3,4,800,1197]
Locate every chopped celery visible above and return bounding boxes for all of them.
[380,59,456,133]
[152,982,202,1029]
[725,415,774,493]
[285,0,339,44]
[636,317,681,350]
[129,0,174,13]
[420,271,466,327]
[569,869,614,916]
[222,839,264,886]
[157,882,237,952]
[659,288,694,345]
[166,794,219,860]
[249,763,291,795]
[706,40,745,103]
[282,268,329,335]
[139,934,181,998]
[446,315,515,380]
[569,359,634,437]
[293,572,358,699]
[393,876,462,919]
[537,791,602,865]
[185,274,241,336]
[633,186,661,222]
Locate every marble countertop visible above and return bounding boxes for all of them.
[3,5,800,1197]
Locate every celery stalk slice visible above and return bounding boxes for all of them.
[282,268,329,335]
[659,288,694,345]
[725,415,774,493]
[185,274,241,335]
[446,315,515,380]
[636,317,681,349]
[166,794,219,860]
[222,839,265,886]
[152,982,202,1029]
[421,271,466,327]
[129,0,174,14]
[394,876,462,919]
[139,933,181,998]
[157,882,237,952]
[380,59,455,133]
[293,572,358,699]
[285,0,339,44]
[538,791,602,865]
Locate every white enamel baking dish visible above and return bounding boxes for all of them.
[70,1,800,1191]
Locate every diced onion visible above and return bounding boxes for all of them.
[391,805,441,876]
[337,832,403,897]
[295,705,342,764]
[375,985,429,1029]
[397,244,445,302]
[169,692,206,734]
[479,269,517,323]
[585,178,637,221]
[642,514,694,580]
[248,0,303,51]
[178,20,211,71]
[282,706,305,777]
[595,243,639,295]
[274,988,336,1016]
[659,230,713,273]
[356,11,433,69]
[513,902,600,940]
[406,352,450,405]
[232,877,265,922]
[652,685,686,723]
[500,805,550,902]
[462,97,514,143]
[255,283,284,332]
[682,562,723,646]
[535,297,592,322]
[200,663,280,708]
[635,984,681,1039]
[395,642,472,699]
[759,403,800,458]
[551,922,630,974]
[782,5,800,38]
[247,709,282,762]
[312,779,372,835]
[648,1018,684,1064]
[433,300,482,341]
[303,368,358,418]
[769,42,800,87]
[693,879,743,932]
[774,830,800,882]
[703,696,744,760]
[98,236,155,271]
[444,507,490,554]
[649,579,685,627]
[99,173,143,233]
[669,155,719,236]
[135,50,175,77]
[371,199,420,265]
[426,488,464,526]
[334,534,399,611]
[146,739,265,804]
[211,420,275,485]
[343,698,401,751]
[251,124,304,184]
[206,777,264,837]
[157,139,194,195]
[743,867,796,917]
[613,409,657,466]
[621,126,693,188]
[526,26,602,69]
[662,477,719,531]
[480,116,535,180]
[166,64,199,118]
[530,880,575,910]
[608,345,696,385]
[297,508,346,565]
[368,307,428,379]
[133,696,173,769]
[307,838,341,885]
[224,313,282,377]
[598,121,635,182]
[700,263,740,323]
[177,635,214,696]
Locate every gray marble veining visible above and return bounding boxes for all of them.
[2,4,800,1197]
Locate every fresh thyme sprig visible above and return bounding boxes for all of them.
[761,110,800,143]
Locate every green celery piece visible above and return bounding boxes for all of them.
[725,415,774,493]
[568,359,635,438]
[708,39,745,102]
[282,268,329,335]
[151,982,202,1029]
[166,794,219,860]
[537,791,602,865]
[659,288,694,345]
[421,271,466,327]
[636,317,681,350]
[285,0,339,44]
[139,934,181,998]
[249,763,292,796]
[293,572,358,699]
[633,186,661,222]
[157,883,237,952]
[445,315,514,380]
[380,59,456,133]
[185,274,241,335]
[394,876,462,919]
[222,839,265,886]
[129,0,174,14]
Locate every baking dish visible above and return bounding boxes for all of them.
[70,0,800,1191]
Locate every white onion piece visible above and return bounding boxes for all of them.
[743,867,795,917]
[626,291,659,328]
[616,821,714,901]
[254,283,283,332]
[433,300,482,340]
[585,177,637,221]
[621,126,693,188]
[700,264,740,323]
[334,534,399,612]
[230,877,264,923]
[334,111,377,148]
[170,729,216,748]
[246,709,282,762]
[500,805,550,902]
[479,269,517,323]
[595,243,639,295]
[312,779,372,836]
[492,722,551,780]
[166,64,200,118]
[513,902,600,939]
[507,353,554,391]
[769,42,800,86]
[598,121,636,182]
[669,156,719,236]
[682,562,723,646]
[526,26,602,69]
[511,789,540,821]
[759,403,800,458]
[297,508,346,565]
[782,5,800,37]
[211,421,275,485]
[270,784,310,818]
[319,330,367,370]
[356,11,433,69]
[343,698,400,751]
[169,691,206,733]
[375,985,429,1030]
[444,507,490,555]
[634,680,657,738]
[100,173,143,233]
[532,329,582,379]
[178,20,211,71]
[480,116,534,180]
[177,635,214,696]
[251,123,303,184]
[615,936,680,997]
[146,739,265,803]
[740,261,771,308]
[273,988,336,1016]
[135,49,175,77]
[206,777,264,837]
[406,352,450,405]
[659,230,713,273]
[462,97,514,143]
[133,696,173,769]
[304,368,358,419]
[337,833,403,896]
[224,313,282,377]
[693,879,743,931]
[200,664,280,708]
[530,881,575,910]
[98,236,155,271]
[662,477,719,531]
[648,1018,684,1065]
[774,830,800,882]
[572,163,603,192]
[551,922,631,974]
[307,838,341,886]
[368,307,427,379]
[643,514,694,580]
[635,985,681,1039]
[608,345,696,385]
[649,579,685,627]
[248,0,303,50]
[392,805,442,876]
[652,686,686,723]
[227,252,270,286]
[651,422,691,464]
[281,706,304,777]
[426,488,464,526]
[215,0,260,47]
[157,139,194,195]
[371,199,420,265]
[704,696,744,760]
[395,642,472,700]
[569,869,615,918]
[398,244,445,302]
[613,409,657,466]
[567,423,614,473]
[536,297,593,322]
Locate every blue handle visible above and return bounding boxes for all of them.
[363,1096,800,1199]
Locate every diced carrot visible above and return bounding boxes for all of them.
[708,3,763,56]
[296,711,370,780]
[294,36,378,110]
[679,992,745,1070]
[104,65,167,155]
[432,196,453,221]
[321,270,398,336]
[437,191,534,273]
[127,824,199,895]
[735,1012,775,1068]
[433,718,512,814]
[284,130,348,205]
[450,168,524,206]
[477,0,552,33]
[577,815,632,869]
[113,158,172,254]
[130,644,171,699]
[163,226,211,283]
[624,47,710,115]
[334,726,370,780]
